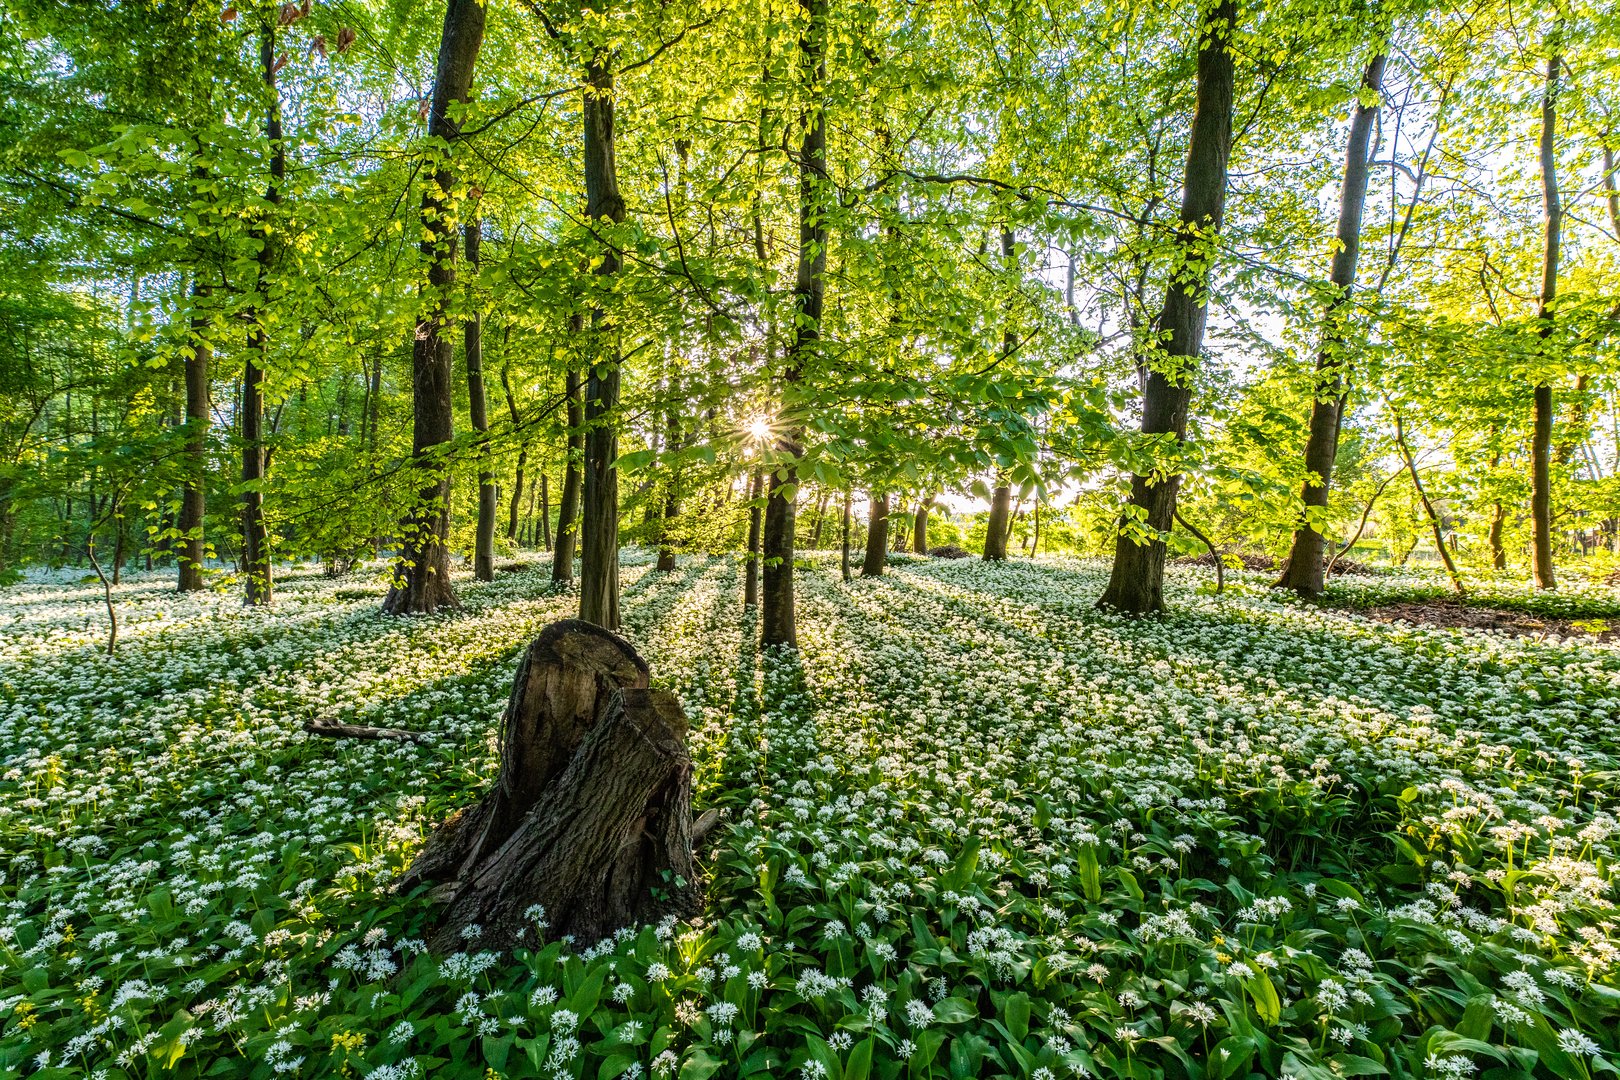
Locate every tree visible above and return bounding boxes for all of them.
[383,0,486,616]
[761,0,828,648]
[240,22,284,608]
[1098,0,1237,615]
[1531,48,1561,591]
[465,218,496,582]
[576,0,628,630]
[1276,52,1386,596]
[861,492,888,576]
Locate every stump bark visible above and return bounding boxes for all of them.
[402,619,698,951]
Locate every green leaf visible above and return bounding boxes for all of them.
[845,1037,875,1080]
[934,997,978,1024]
[1002,992,1031,1042]
[940,837,980,891]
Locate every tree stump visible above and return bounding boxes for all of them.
[401,619,698,951]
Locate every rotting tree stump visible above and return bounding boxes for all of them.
[401,619,698,951]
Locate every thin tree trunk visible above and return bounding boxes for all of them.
[1531,50,1560,591]
[383,0,484,615]
[1278,51,1386,596]
[1098,0,1236,614]
[1393,410,1465,596]
[744,470,763,606]
[540,473,552,551]
[655,406,681,572]
[1173,509,1222,594]
[178,281,211,592]
[840,489,852,583]
[912,494,932,554]
[507,448,526,540]
[86,530,117,655]
[862,492,888,577]
[466,219,496,582]
[808,489,830,549]
[552,363,583,583]
[241,25,283,608]
[367,350,382,452]
[1489,501,1507,569]
[761,0,826,648]
[983,224,1019,563]
[1325,466,1398,576]
[500,355,529,544]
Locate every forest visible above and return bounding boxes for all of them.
[1,0,1618,1076]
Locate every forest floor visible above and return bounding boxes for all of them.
[1355,599,1619,642]
[0,554,1616,1080]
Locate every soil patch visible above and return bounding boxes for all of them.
[1358,599,1617,642]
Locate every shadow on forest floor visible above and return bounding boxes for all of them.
[1352,598,1618,642]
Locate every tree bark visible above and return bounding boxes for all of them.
[1098,0,1236,614]
[241,26,283,608]
[507,448,526,541]
[983,483,1011,560]
[401,620,697,952]
[1531,50,1560,591]
[576,33,627,628]
[655,408,681,572]
[465,219,496,582]
[500,347,527,544]
[862,491,888,577]
[540,473,552,550]
[840,489,852,583]
[1278,52,1386,596]
[178,281,211,592]
[761,0,827,648]
[1393,410,1465,596]
[808,489,830,549]
[383,0,484,615]
[552,363,583,583]
[912,494,932,554]
[744,470,763,606]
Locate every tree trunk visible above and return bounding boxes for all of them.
[1393,410,1465,596]
[465,219,496,583]
[1277,52,1385,596]
[744,470,763,606]
[1098,0,1236,614]
[840,490,852,583]
[983,484,1011,560]
[912,494,932,554]
[1531,50,1560,591]
[808,489,830,549]
[178,281,211,592]
[540,473,552,551]
[367,350,383,452]
[655,409,681,572]
[383,0,484,615]
[761,0,827,649]
[401,620,697,952]
[241,26,283,608]
[553,365,584,582]
[982,225,1018,565]
[576,35,627,628]
[862,492,889,577]
[1489,500,1507,569]
[507,449,526,541]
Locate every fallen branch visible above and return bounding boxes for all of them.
[692,807,723,845]
[305,717,438,744]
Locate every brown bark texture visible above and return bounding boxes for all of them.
[401,620,698,951]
